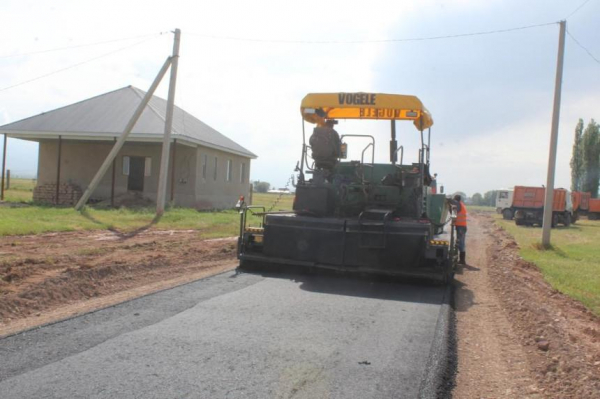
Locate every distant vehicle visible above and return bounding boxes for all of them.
[571,191,591,221]
[588,198,600,220]
[495,189,514,219]
[267,188,293,194]
[512,186,573,227]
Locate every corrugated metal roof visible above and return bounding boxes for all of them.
[0,86,256,158]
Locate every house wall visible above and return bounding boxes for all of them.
[37,139,251,209]
[194,146,252,209]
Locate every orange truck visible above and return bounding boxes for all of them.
[512,186,573,227]
[571,191,591,220]
[589,198,600,220]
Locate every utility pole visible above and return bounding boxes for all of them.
[1,134,6,201]
[75,57,173,210]
[541,20,566,248]
[156,29,181,216]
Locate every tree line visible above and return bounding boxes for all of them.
[570,119,599,198]
[469,191,499,207]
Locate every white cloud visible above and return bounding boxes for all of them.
[435,91,600,196]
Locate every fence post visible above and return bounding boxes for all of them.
[6,170,9,190]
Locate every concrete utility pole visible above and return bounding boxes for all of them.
[1,134,6,201]
[156,29,181,215]
[541,20,566,247]
[75,57,173,210]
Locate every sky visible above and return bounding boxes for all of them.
[0,0,599,196]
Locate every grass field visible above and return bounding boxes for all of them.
[0,190,292,237]
[0,207,240,238]
[2,178,35,203]
[251,192,294,210]
[495,215,600,316]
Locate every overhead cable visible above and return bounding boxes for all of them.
[0,32,168,59]
[0,37,160,93]
[186,21,557,44]
[565,0,594,19]
[566,29,600,65]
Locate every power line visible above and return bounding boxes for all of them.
[0,32,168,59]
[566,28,600,65]
[186,21,557,44]
[0,36,160,93]
[565,0,594,19]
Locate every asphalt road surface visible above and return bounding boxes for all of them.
[0,271,447,398]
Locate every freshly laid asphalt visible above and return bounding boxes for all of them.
[0,271,447,399]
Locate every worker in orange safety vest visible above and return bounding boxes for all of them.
[448,194,468,265]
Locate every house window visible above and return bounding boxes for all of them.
[122,156,130,175]
[202,154,207,179]
[213,157,218,181]
[240,162,246,183]
[227,159,233,182]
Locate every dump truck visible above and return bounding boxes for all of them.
[512,186,573,227]
[588,198,600,220]
[237,92,457,283]
[571,191,591,221]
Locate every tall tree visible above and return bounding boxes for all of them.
[252,180,271,193]
[581,120,600,198]
[570,119,585,191]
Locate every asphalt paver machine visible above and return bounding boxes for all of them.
[238,92,457,283]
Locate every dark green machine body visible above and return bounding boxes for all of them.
[238,159,456,282]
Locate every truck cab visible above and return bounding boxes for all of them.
[495,189,514,219]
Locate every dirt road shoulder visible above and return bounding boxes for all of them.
[0,230,237,337]
[454,212,600,398]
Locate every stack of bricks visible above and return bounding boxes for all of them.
[33,183,83,205]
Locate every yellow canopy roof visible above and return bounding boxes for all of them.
[301,92,433,130]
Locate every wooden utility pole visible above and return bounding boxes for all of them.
[542,20,566,247]
[75,57,173,210]
[0,134,6,200]
[156,29,181,215]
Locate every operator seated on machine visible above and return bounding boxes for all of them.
[309,119,341,170]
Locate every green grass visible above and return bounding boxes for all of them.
[251,192,294,211]
[0,206,240,238]
[2,178,35,203]
[0,184,297,238]
[0,178,245,237]
[495,215,600,316]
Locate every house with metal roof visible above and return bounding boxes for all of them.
[0,86,256,208]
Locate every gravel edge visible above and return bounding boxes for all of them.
[418,283,457,398]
